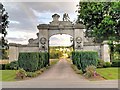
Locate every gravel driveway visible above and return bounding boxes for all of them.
[2,59,118,88]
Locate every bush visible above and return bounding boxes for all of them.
[97,59,105,68]
[72,51,98,73]
[0,64,7,70]
[16,68,27,79]
[26,72,37,77]
[85,65,96,78]
[18,52,39,72]
[10,61,19,70]
[111,60,120,67]
[18,52,49,72]
[5,63,11,70]
[103,62,111,68]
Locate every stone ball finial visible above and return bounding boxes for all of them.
[52,14,60,22]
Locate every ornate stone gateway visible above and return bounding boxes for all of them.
[9,13,110,62]
[37,13,84,52]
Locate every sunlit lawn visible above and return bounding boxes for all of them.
[96,67,120,80]
[0,70,17,81]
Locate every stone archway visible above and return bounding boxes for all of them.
[9,13,110,62]
[37,14,85,52]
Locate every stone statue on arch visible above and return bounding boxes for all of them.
[63,13,70,21]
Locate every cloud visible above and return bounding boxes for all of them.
[2,2,79,45]
[49,34,72,46]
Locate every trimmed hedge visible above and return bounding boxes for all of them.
[72,51,98,73]
[18,52,49,72]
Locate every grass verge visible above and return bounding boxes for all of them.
[96,67,120,80]
[0,70,16,81]
[0,59,59,81]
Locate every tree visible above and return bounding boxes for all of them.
[77,2,120,61]
[0,3,9,59]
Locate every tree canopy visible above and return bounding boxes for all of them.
[0,3,9,59]
[77,2,120,43]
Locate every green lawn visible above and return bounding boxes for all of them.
[0,70,17,81]
[0,60,59,81]
[96,67,120,80]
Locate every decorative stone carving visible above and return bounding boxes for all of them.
[76,37,82,44]
[76,44,82,50]
[28,32,39,46]
[39,37,47,51]
[75,37,83,50]
[40,44,47,51]
[63,13,70,21]
[40,37,47,45]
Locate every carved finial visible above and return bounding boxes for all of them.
[52,14,60,22]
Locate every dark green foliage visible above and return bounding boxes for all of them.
[111,60,120,67]
[18,52,49,72]
[77,2,120,62]
[0,3,9,59]
[0,64,11,70]
[103,62,111,68]
[5,63,11,69]
[72,51,98,73]
[10,61,19,70]
[0,63,11,70]
[0,64,5,70]
[0,61,18,70]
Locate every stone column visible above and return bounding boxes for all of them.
[74,28,84,51]
[9,43,19,61]
[101,41,110,62]
[39,29,49,52]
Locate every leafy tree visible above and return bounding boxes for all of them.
[77,2,120,61]
[0,3,9,59]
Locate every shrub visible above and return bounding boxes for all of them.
[97,59,105,68]
[18,52,49,72]
[0,64,5,70]
[103,62,111,68]
[26,72,37,77]
[5,63,11,70]
[85,65,96,78]
[16,68,27,79]
[18,52,39,72]
[10,61,19,70]
[111,60,120,67]
[72,51,98,73]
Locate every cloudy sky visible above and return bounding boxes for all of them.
[2,1,79,46]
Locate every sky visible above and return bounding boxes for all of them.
[1,1,79,46]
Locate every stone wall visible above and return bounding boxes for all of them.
[9,43,39,61]
[83,44,101,58]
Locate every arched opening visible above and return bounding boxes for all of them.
[49,34,74,62]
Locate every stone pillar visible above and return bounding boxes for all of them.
[39,29,49,52]
[101,41,110,62]
[9,44,19,61]
[74,29,84,51]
